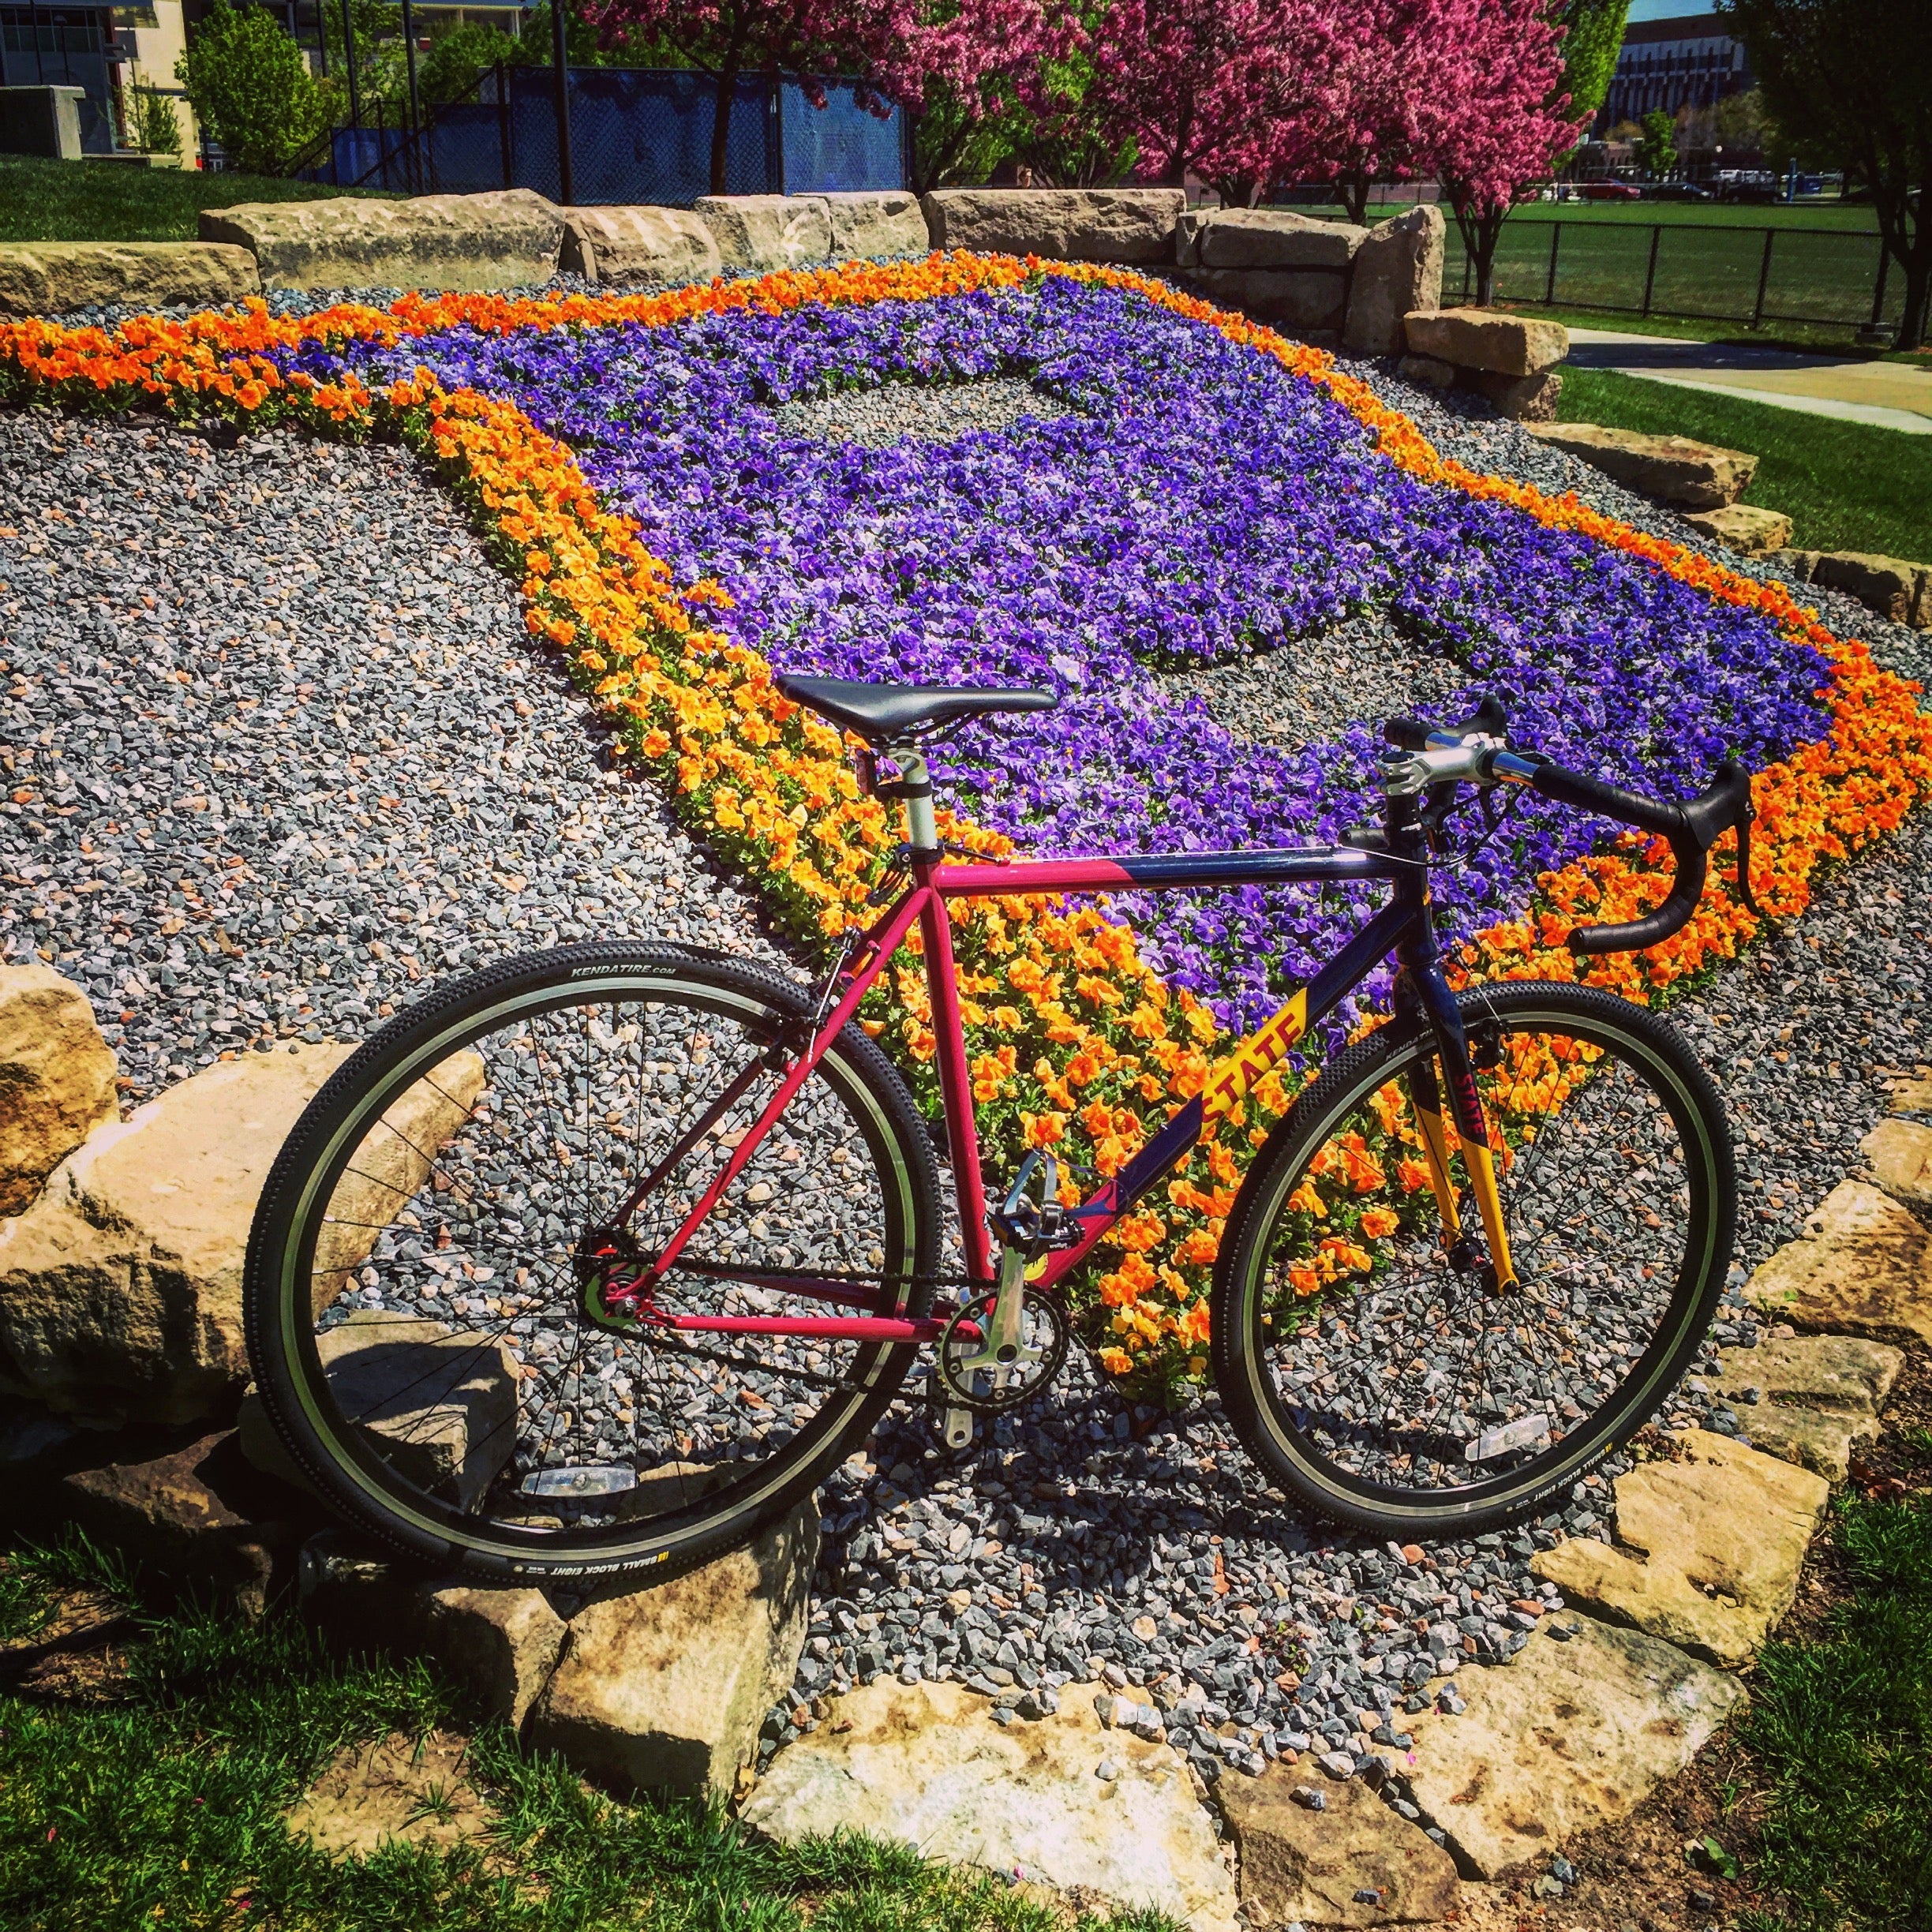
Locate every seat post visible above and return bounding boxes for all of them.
[887,747,940,859]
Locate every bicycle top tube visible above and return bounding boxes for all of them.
[927,844,1409,898]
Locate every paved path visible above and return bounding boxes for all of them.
[1565,328,1932,435]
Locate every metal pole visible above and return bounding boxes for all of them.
[1641,224,1661,317]
[1868,244,1891,331]
[339,0,358,123]
[399,0,422,191]
[314,0,327,78]
[549,0,575,206]
[30,0,47,85]
[1751,227,1775,328]
[1544,222,1561,305]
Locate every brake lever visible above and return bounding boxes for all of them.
[1734,793,1765,919]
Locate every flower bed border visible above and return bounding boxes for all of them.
[4,253,1927,1390]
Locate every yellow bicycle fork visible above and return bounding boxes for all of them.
[1410,1076,1518,1293]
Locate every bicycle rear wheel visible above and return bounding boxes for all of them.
[1211,982,1733,1538]
[243,942,942,1582]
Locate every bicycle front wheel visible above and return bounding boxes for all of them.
[243,942,942,1583]
[1211,982,1733,1538]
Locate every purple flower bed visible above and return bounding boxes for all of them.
[291,279,1829,1031]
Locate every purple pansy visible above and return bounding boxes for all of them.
[283,279,1828,1033]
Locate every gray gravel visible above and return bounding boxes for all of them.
[777,376,1073,449]
[0,407,780,1103]
[2,350,1926,1821]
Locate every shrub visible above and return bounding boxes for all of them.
[176,0,338,175]
[130,79,183,155]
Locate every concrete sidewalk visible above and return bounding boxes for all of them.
[1564,329,1932,436]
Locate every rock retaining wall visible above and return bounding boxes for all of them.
[1400,306,1570,419]
[0,187,1443,349]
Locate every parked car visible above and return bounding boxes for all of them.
[1646,182,1714,201]
[1717,170,1780,203]
[1579,179,1644,201]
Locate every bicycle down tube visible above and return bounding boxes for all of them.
[601,835,1518,1343]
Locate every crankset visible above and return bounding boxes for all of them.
[934,1282,1070,1414]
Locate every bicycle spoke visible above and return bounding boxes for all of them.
[1239,1006,1707,1502]
[279,962,928,1551]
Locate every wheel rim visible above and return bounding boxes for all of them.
[1238,999,1724,1517]
[264,968,923,1567]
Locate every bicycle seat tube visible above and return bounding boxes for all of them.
[1385,777,1520,1294]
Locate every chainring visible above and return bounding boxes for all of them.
[934,1284,1070,1414]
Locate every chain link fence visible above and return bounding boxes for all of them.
[1443,219,1903,334]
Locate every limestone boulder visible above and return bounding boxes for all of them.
[742,1676,1238,1931]
[1402,307,1568,376]
[821,189,930,260]
[1402,1618,1746,1879]
[62,1428,310,1617]
[1712,1333,1902,1418]
[1531,1429,1828,1668]
[240,1310,518,1512]
[1219,1765,1459,1926]
[1811,552,1929,629]
[199,190,564,294]
[0,1044,482,1423]
[1522,422,1757,508]
[1744,1179,1932,1345]
[0,964,118,1218]
[420,1582,568,1728]
[1196,208,1365,271]
[920,188,1186,264]
[1682,504,1793,556]
[1734,1402,1874,1483]
[1344,206,1444,356]
[0,240,260,318]
[1174,206,1215,269]
[694,194,833,274]
[297,1529,567,1728]
[1192,268,1348,335]
[1465,368,1563,421]
[528,1497,818,1798]
[1397,353,1456,389]
[1775,546,1822,582]
[559,205,721,286]
[1889,1076,1932,1115]
[1863,1117,1932,1209]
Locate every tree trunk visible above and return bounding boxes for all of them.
[710,62,738,197]
[706,20,751,198]
[1342,170,1370,227]
[1163,95,1193,189]
[1900,256,1930,353]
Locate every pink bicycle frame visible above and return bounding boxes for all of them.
[623,837,1414,1347]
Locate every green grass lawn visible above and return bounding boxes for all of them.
[1734,1480,1932,1931]
[0,154,397,245]
[1553,363,1932,562]
[0,1533,1176,1932]
[1498,302,1929,363]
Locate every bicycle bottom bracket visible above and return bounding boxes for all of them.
[934,1284,1069,1413]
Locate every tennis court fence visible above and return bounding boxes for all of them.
[321,66,906,206]
[1443,219,1904,335]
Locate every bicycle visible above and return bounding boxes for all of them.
[244,677,1761,1582]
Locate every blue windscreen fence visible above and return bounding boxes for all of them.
[327,67,905,205]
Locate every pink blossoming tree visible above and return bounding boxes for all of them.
[1082,0,1337,204]
[1418,0,1582,304]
